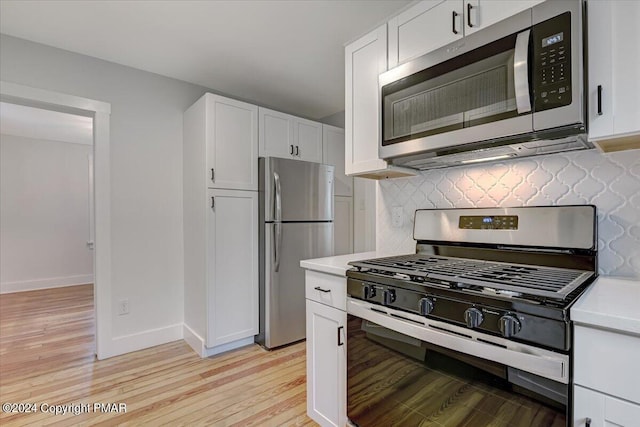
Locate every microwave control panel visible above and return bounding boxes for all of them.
[533,12,572,112]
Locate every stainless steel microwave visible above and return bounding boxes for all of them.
[379,0,592,170]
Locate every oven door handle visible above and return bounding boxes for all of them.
[514,29,532,114]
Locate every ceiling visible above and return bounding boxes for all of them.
[0,0,411,120]
[0,102,93,145]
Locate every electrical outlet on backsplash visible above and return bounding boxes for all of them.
[377,149,640,278]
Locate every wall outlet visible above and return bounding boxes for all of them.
[392,207,403,228]
[118,299,130,316]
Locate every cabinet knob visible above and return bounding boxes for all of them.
[211,196,215,209]
[211,168,215,182]
[337,326,344,346]
[290,144,294,155]
[295,145,299,156]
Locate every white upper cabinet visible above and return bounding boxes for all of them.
[294,117,323,163]
[259,108,295,159]
[463,0,544,36]
[388,0,544,68]
[204,94,258,191]
[259,107,323,163]
[588,0,640,144]
[345,25,390,176]
[322,125,352,197]
[388,0,462,68]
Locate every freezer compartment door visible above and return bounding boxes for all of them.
[262,157,334,222]
[263,222,334,348]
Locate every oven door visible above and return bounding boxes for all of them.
[346,298,569,426]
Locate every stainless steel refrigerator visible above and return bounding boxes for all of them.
[256,157,334,349]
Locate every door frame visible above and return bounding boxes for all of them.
[1,81,112,359]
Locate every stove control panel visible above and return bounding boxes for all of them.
[458,215,518,230]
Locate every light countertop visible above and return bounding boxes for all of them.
[300,251,411,276]
[571,276,640,336]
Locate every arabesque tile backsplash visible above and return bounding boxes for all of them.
[377,149,640,278]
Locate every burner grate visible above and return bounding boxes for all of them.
[350,254,594,300]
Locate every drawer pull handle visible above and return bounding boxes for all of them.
[597,85,603,116]
[314,286,331,293]
[585,418,591,427]
[452,11,459,34]
[337,326,344,346]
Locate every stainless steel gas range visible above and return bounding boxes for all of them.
[345,206,596,426]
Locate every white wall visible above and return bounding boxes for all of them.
[377,149,640,278]
[1,134,93,292]
[0,34,209,345]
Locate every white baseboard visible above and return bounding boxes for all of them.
[1,274,94,294]
[106,323,183,359]
[183,323,255,358]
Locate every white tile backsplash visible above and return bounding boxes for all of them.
[377,149,640,278]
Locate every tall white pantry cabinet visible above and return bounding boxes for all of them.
[183,93,259,357]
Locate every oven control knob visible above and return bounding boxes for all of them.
[464,308,484,329]
[499,314,521,338]
[363,284,376,300]
[383,289,396,306]
[418,298,434,316]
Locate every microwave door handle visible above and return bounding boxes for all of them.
[514,29,532,114]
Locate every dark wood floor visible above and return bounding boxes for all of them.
[0,285,313,426]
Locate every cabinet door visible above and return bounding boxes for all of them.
[294,117,323,163]
[388,0,462,68]
[345,24,389,176]
[206,95,258,191]
[306,299,346,427]
[573,385,640,427]
[207,189,258,347]
[588,0,640,141]
[463,0,544,36]
[259,107,295,159]
[322,125,352,197]
[334,196,353,256]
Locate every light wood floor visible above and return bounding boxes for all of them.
[0,284,314,426]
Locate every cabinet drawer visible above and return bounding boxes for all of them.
[574,325,640,404]
[305,270,346,311]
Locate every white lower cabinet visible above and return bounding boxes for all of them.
[305,271,347,427]
[573,385,640,427]
[207,189,259,347]
[573,323,640,426]
[306,300,346,427]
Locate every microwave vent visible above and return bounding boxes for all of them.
[392,133,592,171]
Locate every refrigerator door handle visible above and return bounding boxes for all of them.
[274,222,282,272]
[273,172,282,222]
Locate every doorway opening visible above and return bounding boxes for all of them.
[0,81,111,359]
[0,102,96,364]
